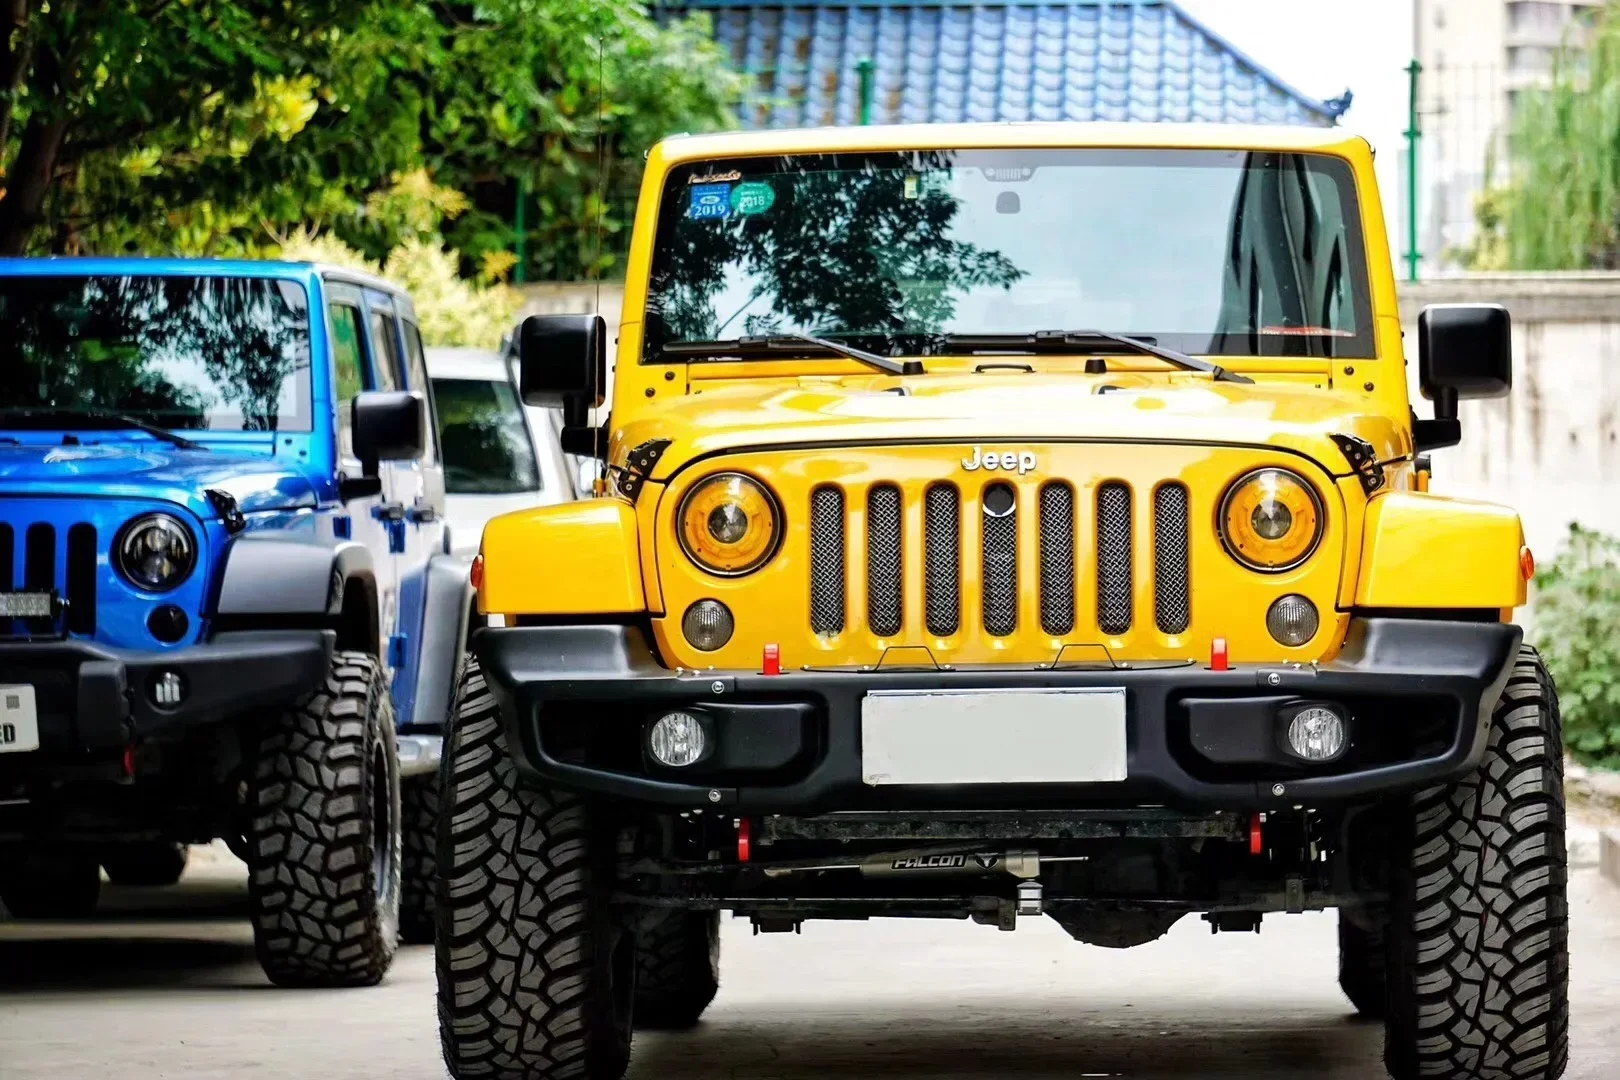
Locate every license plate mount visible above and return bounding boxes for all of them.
[0,684,40,754]
[861,687,1128,786]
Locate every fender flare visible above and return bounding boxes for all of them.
[404,553,474,733]
[215,534,376,617]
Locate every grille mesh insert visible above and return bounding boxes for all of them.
[1039,484,1076,635]
[1097,483,1133,635]
[982,483,1018,636]
[1154,484,1191,634]
[866,485,903,637]
[924,485,960,636]
[809,487,846,634]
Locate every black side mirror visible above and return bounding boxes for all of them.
[1414,303,1512,452]
[352,390,426,475]
[518,314,606,426]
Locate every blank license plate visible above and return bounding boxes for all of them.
[861,688,1127,786]
[0,685,39,754]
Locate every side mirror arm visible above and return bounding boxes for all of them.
[1412,387,1461,452]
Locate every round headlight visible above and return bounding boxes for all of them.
[1218,469,1323,572]
[678,473,781,576]
[115,513,197,592]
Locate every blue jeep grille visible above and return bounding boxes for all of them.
[0,521,98,637]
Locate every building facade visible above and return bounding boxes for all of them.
[1416,0,1601,271]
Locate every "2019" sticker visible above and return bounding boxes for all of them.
[688,183,732,220]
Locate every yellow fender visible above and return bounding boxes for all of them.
[479,500,646,616]
[1354,492,1528,610]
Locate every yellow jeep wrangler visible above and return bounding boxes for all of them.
[435,124,1565,1080]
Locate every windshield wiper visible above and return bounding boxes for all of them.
[936,330,1251,384]
[0,408,210,450]
[662,334,924,376]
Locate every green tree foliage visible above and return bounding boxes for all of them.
[1464,2,1620,269]
[1,0,740,277]
[1534,523,1620,766]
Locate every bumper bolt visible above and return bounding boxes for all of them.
[1266,672,1282,686]
[708,789,722,803]
[1271,783,1286,797]
[710,680,724,695]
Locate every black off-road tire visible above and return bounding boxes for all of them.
[0,852,101,918]
[635,910,721,1029]
[1385,645,1569,1080]
[400,770,439,944]
[246,650,402,988]
[102,842,190,888]
[436,656,636,1080]
[1338,909,1387,1018]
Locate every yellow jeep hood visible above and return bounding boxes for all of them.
[618,374,1409,481]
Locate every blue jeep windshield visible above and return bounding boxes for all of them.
[644,148,1374,361]
[0,274,313,432]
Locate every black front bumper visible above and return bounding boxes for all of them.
[0,630,335,753]
[475,618,1522,814]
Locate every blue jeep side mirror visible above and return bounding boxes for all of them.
[353,390,427,475]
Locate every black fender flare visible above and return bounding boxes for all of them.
[214,534,377,618]
[404,554,474,733]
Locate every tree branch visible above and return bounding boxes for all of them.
[0,0,33,152]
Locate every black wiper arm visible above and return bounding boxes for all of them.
[937,330,1251,384]
[0,408,209,450]
[661,334,923,376]
[99,412,210,450]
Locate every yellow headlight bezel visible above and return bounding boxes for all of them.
[677,472,783,577]
[1217,467,1324,573]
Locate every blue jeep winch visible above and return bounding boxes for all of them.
[0,257,468,984]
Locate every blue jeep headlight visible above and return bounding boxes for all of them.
[115,513,197,592]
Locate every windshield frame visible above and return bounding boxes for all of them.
[639,147,1377,365]
[0,271,316,433]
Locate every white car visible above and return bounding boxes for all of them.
[425,346,577,559]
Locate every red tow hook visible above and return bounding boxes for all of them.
[1210,637,1230,672]
[737,817,753,863]
[1249,812,1264,856]
[122,745,137,780]
[762,643,782,676]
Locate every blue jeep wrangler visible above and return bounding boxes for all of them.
[0,257,468,985]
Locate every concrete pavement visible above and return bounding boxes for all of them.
[2,847,1619,1080]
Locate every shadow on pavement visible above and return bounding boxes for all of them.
[0,867,262,992]
[629,1007,1380,1080]
[0,936,261,991]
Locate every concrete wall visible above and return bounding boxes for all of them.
[1400,272,1620,562]
[518,274,1614,563]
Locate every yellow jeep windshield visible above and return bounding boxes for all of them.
[643,148,1374,364]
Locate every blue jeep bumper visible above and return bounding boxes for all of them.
[0,630,334,752]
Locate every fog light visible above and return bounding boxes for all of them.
[683,599,734,652]
[151,670,186,708]
[649,711,707,768]
[1285,705,1347,762]
[1266,594,1319,646]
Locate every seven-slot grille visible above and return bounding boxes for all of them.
[0,521,98,637]
[808,479,1190,640]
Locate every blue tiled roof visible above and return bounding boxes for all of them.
[666,0,1348,129]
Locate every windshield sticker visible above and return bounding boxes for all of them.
[688,183,732,221]
[903,175,919,200]
[688,170,742,185]
[730,181,776,216]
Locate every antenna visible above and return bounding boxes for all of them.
[591,32,608,479]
